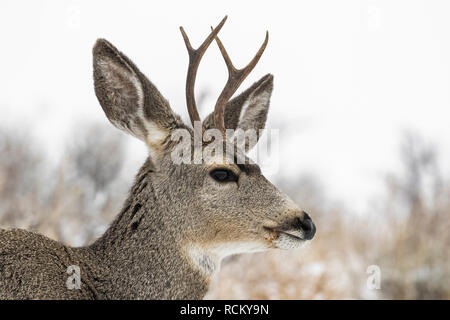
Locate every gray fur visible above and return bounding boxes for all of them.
[0,38,315,300]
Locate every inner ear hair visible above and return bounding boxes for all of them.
[93,39,149,140]
[202,74,273,131]
[93,39,187,166]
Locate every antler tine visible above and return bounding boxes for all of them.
[213,30,269,134]
[180,16,228,127]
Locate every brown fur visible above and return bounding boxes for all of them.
[0,37,315,299]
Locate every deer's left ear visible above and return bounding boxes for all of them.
[203,74,273,143]
[93,39,184,165]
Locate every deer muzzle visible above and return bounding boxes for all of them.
[264,211,316,249]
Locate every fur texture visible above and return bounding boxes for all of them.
[0,38,315,299]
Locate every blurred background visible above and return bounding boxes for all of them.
[1,0,449,299]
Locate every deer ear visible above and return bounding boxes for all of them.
[235,74,273,133]
[203,74,273,134]
[93,39,183,162]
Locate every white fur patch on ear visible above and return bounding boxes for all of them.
[144,120,168,145]
[128,71,145,110]
[144,119,170,160]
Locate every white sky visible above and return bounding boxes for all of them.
[1,0,450,214]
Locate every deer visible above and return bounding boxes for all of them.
[0,16,315,299]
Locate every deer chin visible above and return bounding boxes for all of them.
[274,231,309,250]
[265,228,309,250]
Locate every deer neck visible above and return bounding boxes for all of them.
[87,161,210,299]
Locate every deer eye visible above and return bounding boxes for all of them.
[210,169,238,183]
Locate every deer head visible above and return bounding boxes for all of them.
[92,16,315,277]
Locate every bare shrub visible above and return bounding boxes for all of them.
[0,123,127,246]
[206,132,450,299]
[0,124,448,299]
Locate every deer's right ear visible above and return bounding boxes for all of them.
[203,74,273,134]
[93,39,182,161]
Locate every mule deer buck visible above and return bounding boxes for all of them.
[0,16,315,299]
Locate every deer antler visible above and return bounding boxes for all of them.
[180,16,227,128]
[212,28,269,135]
[180,16,268,136]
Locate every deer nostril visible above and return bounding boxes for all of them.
[302,211,312,221]
[296,212,316,240]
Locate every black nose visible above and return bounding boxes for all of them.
[298,212,316,240]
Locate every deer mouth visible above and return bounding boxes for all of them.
[278,229,304,240]
[264,227,307,249]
